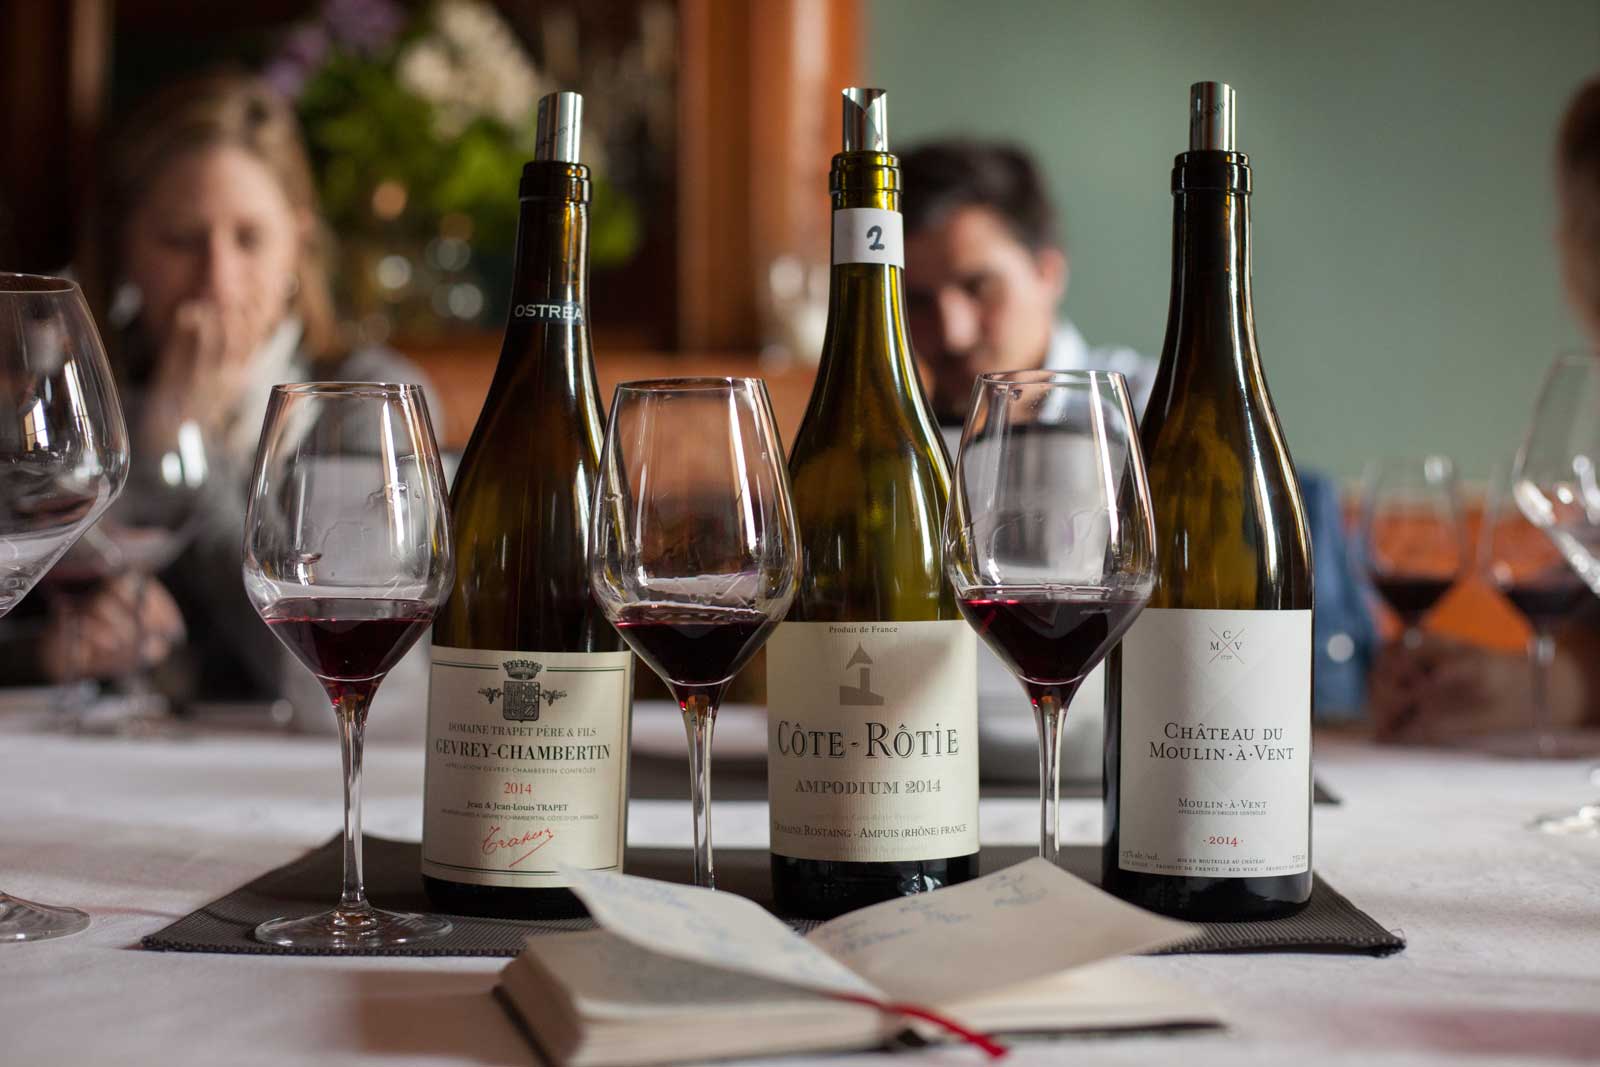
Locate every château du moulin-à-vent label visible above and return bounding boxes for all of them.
[766,620,978,863]
[1116,608,1312,879]
[422,646,632,887]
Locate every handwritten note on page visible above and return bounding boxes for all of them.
[562,866,881,999]
[806,857,1199,1005]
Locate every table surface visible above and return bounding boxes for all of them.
[3,704,1599,1067]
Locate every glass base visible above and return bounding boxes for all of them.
[1530,803,1600,836]
[254,904,451,949]
[0,891,91,942]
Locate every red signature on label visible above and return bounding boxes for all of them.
[481,825,557,868]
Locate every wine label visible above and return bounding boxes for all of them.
[832,208,904,268]
[766,620,979,862]
[422,646,633,887]
[1116,608,1312,878]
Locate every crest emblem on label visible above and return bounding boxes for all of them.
[478,660,568,721]
[839,643,884,706]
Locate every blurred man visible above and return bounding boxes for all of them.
[900,140,1154,422]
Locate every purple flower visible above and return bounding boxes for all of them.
[324,0,406,55]
[262,23,330,98]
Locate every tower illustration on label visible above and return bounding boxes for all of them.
[838,644,884,706]
[477,660,568,721]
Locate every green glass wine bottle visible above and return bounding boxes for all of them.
[422,92,632,919]
[1103,82,1315,920]
[767,88,980,920]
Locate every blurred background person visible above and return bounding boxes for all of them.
[0,71,434,730]
[1368,74,1600,746]
[900,140,1155,423]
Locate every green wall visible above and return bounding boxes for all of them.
[866,0,1600,481]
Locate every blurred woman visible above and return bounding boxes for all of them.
[1369,74,1600,742]
[24,72,435,713]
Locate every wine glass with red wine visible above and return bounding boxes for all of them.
[243,382,453,947]
[1358,456,1469,648]
[1477,465,1595,759]
[589,378,799,888]
[1512,351,1600,833]
[0,273,128,943]
[944,370,1156,862]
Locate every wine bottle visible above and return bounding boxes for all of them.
[422,92,632,919]
[767,88,979,919]
[1103,82,1314,920]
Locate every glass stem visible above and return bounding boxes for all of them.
[1530,628,1556,757]
[1032,684,1075,863]
[334,686,371,912]
[680,691,718,889]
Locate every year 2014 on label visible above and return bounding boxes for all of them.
[767,620,978,863]
[422,646,632,887]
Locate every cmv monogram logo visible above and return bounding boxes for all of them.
[839,644,885,706]
[1208,628,1245,664]
[478,660,568,721]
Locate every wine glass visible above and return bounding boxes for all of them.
[589,378,799,889]
[1477,464,1594,759]
[1511,351,1600,834]
[1358,456,1470,648]
[944,370,1156,862]
[243,383,453,946]
[48,394,208,728]
[0,273,128,942]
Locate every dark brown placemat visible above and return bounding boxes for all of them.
[142,835,1400,957]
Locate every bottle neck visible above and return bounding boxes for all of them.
[1162,151,1258,377]
[499,161,591,389]
[815,152,928,412]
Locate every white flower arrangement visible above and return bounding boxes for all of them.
[396,0,543,137]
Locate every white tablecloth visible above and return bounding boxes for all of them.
[2,707,1599,1067]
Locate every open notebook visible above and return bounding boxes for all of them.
[496,859,1223,1065]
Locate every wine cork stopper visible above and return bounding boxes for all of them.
[535,91,583,163]
[842,88,889,152]
[1189,82,1235,151]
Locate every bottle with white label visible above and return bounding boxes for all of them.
[422,92,632,919]
[768,88,980,919]
[1103,82,1314,920]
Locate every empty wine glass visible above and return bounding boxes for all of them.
[1511,351,1600,833]
[1476,464,1594,759]
[945,370,1157,862]
[1358,456,1470,648]
[590,378,800,888]
[48,394,209,728]
[243,383,453,946]
[0,273,128,942]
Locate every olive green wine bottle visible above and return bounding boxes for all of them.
[767,88,979,919]
[422,92,632,919]
[1103,82,1314,920]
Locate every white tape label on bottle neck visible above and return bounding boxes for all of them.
[832,208,904,268]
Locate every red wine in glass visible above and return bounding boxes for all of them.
[957,588,1145,694]
[266,597,435,699]
[1497,577,1590,629]
[612,603,776,692]
[1371,573,1454,628]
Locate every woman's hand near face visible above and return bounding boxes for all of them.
[145,289,273,443]
[39,575,186,682]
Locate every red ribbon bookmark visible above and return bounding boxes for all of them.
[832,992,1009,1059]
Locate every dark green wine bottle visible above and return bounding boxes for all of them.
[767,88,979,920]
[422,92,632,919]
[1103,82,1314,920]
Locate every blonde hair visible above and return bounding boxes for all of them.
[1558,74,1600,341]
[96,70,341,365]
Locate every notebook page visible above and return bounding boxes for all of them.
[563,866,882,999]
[806,857,1198,1005]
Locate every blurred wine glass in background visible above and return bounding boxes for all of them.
[0,273,129,942]
[1511,351,1600,833]
[47,394,209,730]
[1359,455,1470,648]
